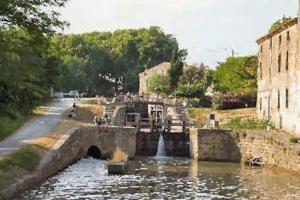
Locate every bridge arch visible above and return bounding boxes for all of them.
[87,145,102,159]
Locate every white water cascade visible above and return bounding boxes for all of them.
[156,134,167,157]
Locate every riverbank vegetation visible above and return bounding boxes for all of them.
[109,148,129,163]
[188,107,273,130]
[0,115,31,141]
[0,98,101,195]
[0,105,52,141]
[0,146,41,198]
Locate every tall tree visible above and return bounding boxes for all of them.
[0,0,68,114]
[168,46,187,90]
[175,66,207,99]
[51,27,178,96]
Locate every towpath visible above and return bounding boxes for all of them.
[0,98,73,157]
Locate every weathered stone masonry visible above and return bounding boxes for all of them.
[4,127,137,200]
[190,128,300,172]
[256,2,300,135]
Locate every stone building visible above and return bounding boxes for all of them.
[138,62,197,95]
[139,62,171,95]
[256,3,300,135]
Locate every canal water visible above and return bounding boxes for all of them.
[18,157,300,200]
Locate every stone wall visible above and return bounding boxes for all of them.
[111,106,126,126]
[189,128,241,162]
[238,130,300,171]
[190,128,300,172]
[135,132,159,156]
[135,132,190,157]
[163,132,190,157]
[4,126,137,200]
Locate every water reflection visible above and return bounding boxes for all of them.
[18,157,300,200]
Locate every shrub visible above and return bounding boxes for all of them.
[199,96,212,108]
[110,148,128,163]
[223,117,274,130]
[290,137,298,144]
[211,93,224,109]
[189,98,201,108]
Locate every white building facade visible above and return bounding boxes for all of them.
[257,4,300,135]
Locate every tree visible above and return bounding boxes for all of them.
[51,27,179,96]
[146,74,171,96]
[0,0,68,114]
[168,46,188,90]
[0,0,68,36]
[213,56,257,96]
[175,67,207,99]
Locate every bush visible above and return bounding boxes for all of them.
[188,98,201,108]
[110,148,128,163]
[211,93,256,110]
[290,137,298,144]
[199,96,212,108]
[211,93,224,109]
[223,117,274,130]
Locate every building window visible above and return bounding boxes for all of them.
[278,54,281,72]
[269,38,272,49]
[260,98,262,111]
[259,62,262,79]
[279,35,282,47]
[278,90,281,110]
[287,31,290,42]
[286,88,289,108]
[260,45,263,53]
[286,51,289,71]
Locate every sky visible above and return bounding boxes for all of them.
[60,0,298,67]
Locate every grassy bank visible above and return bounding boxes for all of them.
[0,115,32,141]
[0,146,41,197]
[0,98,103,195]
[188,107,274,130]
[188,107,257,127]
[0,105,52,141]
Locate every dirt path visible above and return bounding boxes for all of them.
[0,98,74,156]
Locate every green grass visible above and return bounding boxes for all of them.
[0,98,99,197]
[0,145,41,193]
[290,137,298,144]
[0,115,32,141]
[222,117,274,130]
[188,107,257,128]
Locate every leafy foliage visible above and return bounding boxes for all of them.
[290,137,298,144]
[269,16,292,32]
[147,74,171,96]
[213,56,257,96]
[168,46,187,89]
[52,27,178,96]
[223,117,274,130]
[0,0,67,114]
[175,67,207,98]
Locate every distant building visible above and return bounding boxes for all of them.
[138,62,195,95]
[256,2,300,135]
[139,62,170,95]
